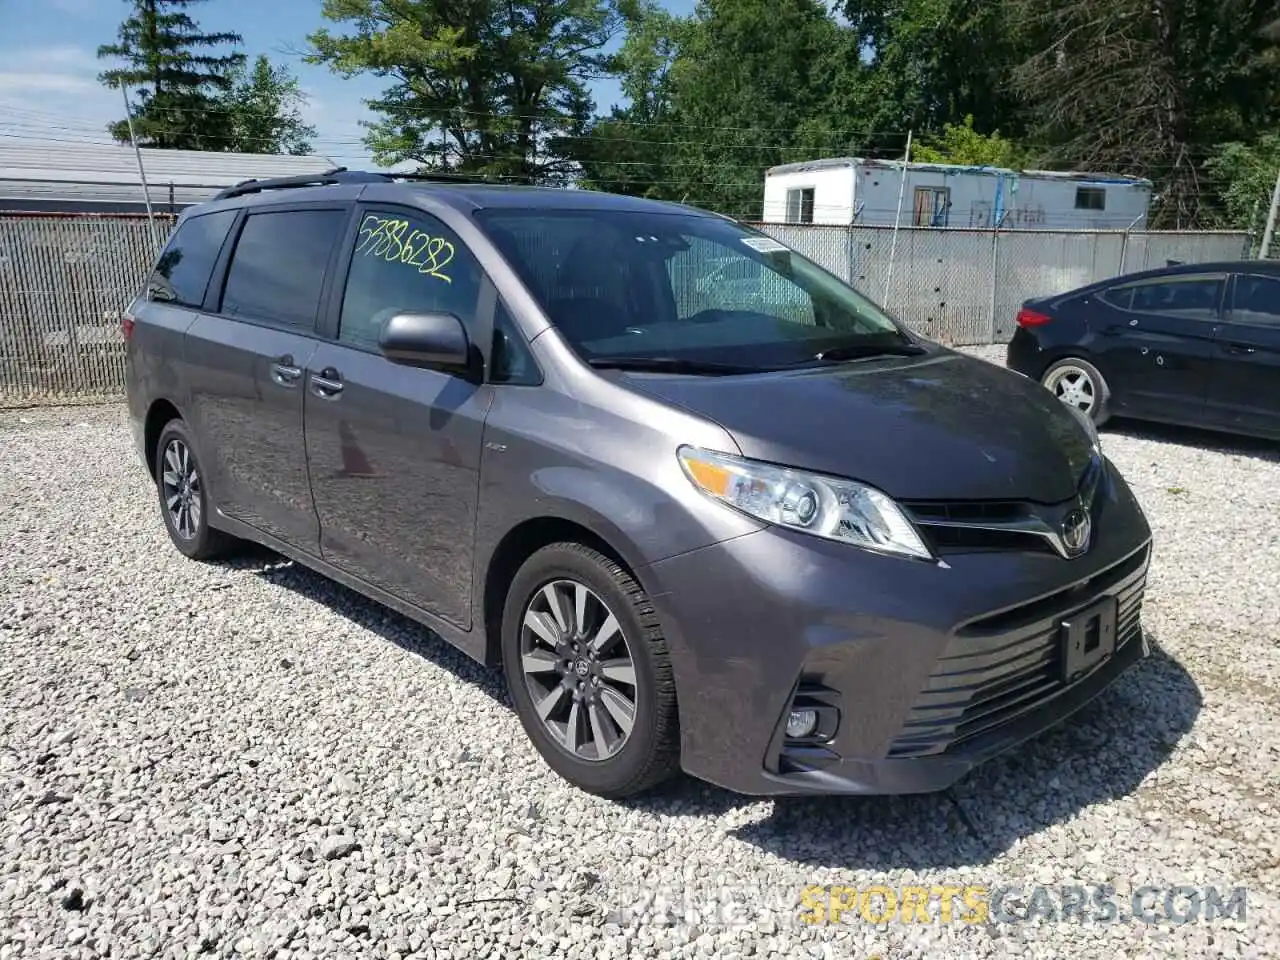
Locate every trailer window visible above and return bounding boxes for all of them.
[785,187,815,224]
[1075,187,1106,211]
[913,187,950,226]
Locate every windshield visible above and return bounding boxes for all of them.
[472,207,910,370]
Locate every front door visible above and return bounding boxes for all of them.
[1088,272,1225,423]
[185,204,350,552]
[1205,272,1280,437]
[304,204,494,629]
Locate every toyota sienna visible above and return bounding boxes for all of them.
[124,170,1153,798]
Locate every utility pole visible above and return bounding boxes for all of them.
[121,84,161,249]
[883,129,913,305]
[1260,169,1280,259]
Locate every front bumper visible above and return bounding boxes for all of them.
[643,458,1152,796]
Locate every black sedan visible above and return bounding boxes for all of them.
[1006,260,1280,440]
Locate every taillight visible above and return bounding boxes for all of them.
[1016,307,1052,328]
[121,314,136,340]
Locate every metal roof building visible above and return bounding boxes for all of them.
[0,139,339,214]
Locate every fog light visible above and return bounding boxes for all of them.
[785,708,818,739]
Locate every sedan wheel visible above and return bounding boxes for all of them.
[1041,357,1111,426]
[1045,363,1096,414]
[519,579,638,762]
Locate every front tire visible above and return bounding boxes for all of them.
[154,419,235,561]
[1042,356,1111,427]
[501,542,679,798]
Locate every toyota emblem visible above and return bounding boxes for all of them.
[1061,509,1091,556]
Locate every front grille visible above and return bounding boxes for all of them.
[887,547,1148,758]
[919,522,1060,555]
[905,454,1105,557]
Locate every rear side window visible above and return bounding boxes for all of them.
[1230,274,1280,327]
[1128,277,1223,317]
[220,209,347,330]
[148,209,237,307]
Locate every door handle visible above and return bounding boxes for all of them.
[1223,342,1256,355]
[310,368,344,398]
[270,355,302,386]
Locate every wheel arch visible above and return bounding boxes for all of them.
[480,513,651,669]
[143,397,186,478]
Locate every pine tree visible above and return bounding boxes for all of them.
[98,0,246,150]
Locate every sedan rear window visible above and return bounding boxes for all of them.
[473,208,907,369]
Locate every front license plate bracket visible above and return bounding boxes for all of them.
[1060,595,1118,683]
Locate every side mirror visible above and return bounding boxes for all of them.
[379,312,471,369]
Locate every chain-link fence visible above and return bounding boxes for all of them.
[0,213,1256,405]
[0,214,173,406]
[753,223,1253,345]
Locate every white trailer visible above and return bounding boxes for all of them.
[762,157,1152,230]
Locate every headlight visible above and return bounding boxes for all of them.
[1065,403,1101,453]
[677,446,933,561]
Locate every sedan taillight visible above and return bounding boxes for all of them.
[1016,307,1052,328]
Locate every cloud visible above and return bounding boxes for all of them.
[0,71,97,95]
[0,45,102,97]
[6,45,99,72]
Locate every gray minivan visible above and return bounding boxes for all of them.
[125,170,1153,798]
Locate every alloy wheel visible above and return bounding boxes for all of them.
[1044,364,1097,415]
[519,579,638,762]
[160,438,202,540]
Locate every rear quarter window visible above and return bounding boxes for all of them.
[148,209,237,307]
[1097,286,1133,310]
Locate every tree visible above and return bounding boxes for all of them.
[216,56,318,155]
[912,115,1026,168]
[306,0,627,182]
[657,0,860,218]
[1205,135,1280,233]
[98,0,245,150]
[840,0,1031,146]
[567,2,692,199]
[1005,0,1280,227]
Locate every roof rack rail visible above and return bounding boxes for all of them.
[210,167,533,202]
[212,167,391,201]
[386,171,528,185]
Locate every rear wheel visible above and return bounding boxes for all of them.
[1042,357,1111,427]
[154,419,236,561]
[501,542,679,798]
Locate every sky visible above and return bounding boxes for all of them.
[0,0,695,169]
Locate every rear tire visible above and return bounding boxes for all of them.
[501,542,680,799]
[1041,357,1111,427]
[154,419,237,561]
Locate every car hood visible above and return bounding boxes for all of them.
[617,349,1097,503]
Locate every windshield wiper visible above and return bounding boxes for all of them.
[586,356,770,376]
[800,342,928,365]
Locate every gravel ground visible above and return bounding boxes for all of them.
[2,352,1279,960]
